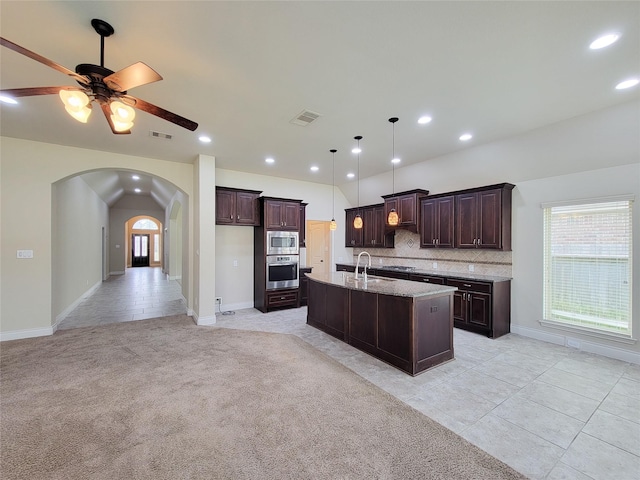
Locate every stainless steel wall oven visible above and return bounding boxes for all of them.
[266,255,299,290]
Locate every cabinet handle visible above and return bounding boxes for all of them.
[463,284,471,287]
[436,239,439,245]
[462,293,466,301]
[237,214,239,220]
[423,278,430,282]
[230,215,233,220]
[432,239,436,245]
[280,296,285,300]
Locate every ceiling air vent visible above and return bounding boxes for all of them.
[149,130,173,140]
[290,109,321,126]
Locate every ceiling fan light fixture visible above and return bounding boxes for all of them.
[110,100,135,131]
[59,89,92,123]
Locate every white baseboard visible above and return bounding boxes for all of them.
[196,315,217,326]
[110,271,125,276]
[52,280,103,333]
[511,325,640,365]
[1,326,53,342]
[218,301,254,313]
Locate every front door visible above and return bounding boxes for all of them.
[132,234,150,267]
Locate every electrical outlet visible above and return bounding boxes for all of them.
[432,262,438,269]
[468,264,475,272]
[215,297,222,305]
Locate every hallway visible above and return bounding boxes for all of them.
[58,267,186,330]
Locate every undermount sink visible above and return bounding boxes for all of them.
[344,274,395,284]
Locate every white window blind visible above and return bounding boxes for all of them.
[543,199,633,336]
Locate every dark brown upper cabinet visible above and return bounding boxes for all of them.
[420,195,454,248]
[345,205,394,248]
[454,183,514,250]
[345,207,364,247]
[215,187,262,226]
[382,189,429,233]
[263,197,302,231]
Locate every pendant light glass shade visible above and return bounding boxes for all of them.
[329,149,338,231]
[353,136,363,230]
[387,210,399,226]
[387,117,399,226]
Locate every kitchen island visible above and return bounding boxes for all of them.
[306,272,457,376]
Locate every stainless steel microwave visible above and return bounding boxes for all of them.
[266,230,299,255]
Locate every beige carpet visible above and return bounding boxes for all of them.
[1,315,526,479]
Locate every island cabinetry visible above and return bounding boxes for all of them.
[420,196,454,248]
[382,189,429,233]
[215,187,262,226]
[446,278,511,338]
[455,184,514,250]
[307,274,455,375]
[264,198,301,230]
[307,280,349,340]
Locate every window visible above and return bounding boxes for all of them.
[543,197,633,337]
[132,219,158,230]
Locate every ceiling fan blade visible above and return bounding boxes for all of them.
[0,86,82,98]
[0,37,89,85]
[125,95,198,131]
[103,62,163,92]
[100,103,131,135]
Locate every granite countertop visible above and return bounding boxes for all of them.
[335,262,512,283]
[306,272,457,298]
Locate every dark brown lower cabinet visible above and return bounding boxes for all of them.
[308,278,454,376]
[307,280,349,340]
[299,267,312,306]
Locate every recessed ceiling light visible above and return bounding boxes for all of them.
[0,95,18,105]
[391,157,401,164]
[459,133,473,141]
[418,115,432,124]
[134,188,141,193]
[310,166,319,172]
[590,33,620,50]
[132,175,140,180]
[351,147,361,154]
[198,135,212,143]
[615,78,639,90]
[265,157,275,164]
[347,173,355,179]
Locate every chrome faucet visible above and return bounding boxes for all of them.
[355,251,372,281]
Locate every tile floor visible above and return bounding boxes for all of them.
[57,268,640,480]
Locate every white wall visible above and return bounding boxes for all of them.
[0,137,195,338]
[512,164,640,362]
[52,175,109,324]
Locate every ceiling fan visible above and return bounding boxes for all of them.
[0,18,198,134]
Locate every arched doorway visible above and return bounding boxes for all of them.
[126,216,162,268]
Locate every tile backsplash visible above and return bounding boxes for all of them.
[353,229,512,277]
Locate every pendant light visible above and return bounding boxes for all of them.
[353,136,363,229]
[329,149,338,231]
[387,117,400,226]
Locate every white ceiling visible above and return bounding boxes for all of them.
[1,1,639,207]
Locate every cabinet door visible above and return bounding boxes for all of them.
[282,202,300,230]
[265,201,284,229]
[345,209,363,247]
[477,189,502,249]
[455,192,477,248]
[436,196,455,248]
[363,207,377,246]
[377,294,412,362]
[349,290,377,347]
[420,198,437,247]
[468,292,491,329]
[451,290,466,324]
[398,194,417,226]
[215,189,236,225]
[235,191,259,225]
[307,280,327,327]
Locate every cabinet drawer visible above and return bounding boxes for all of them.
[266,291,298,307]
[446,278,492,294]
[409,273,446,285]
